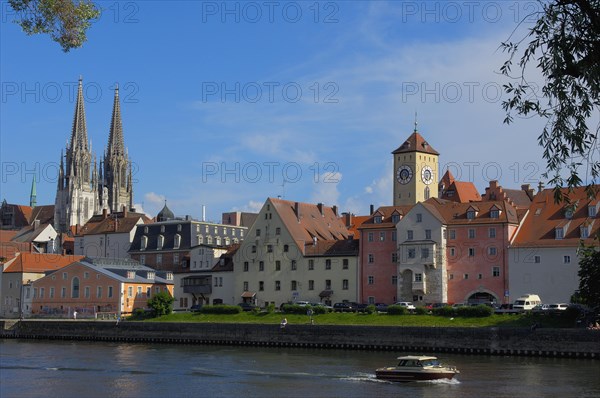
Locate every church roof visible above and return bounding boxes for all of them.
[157,203,175,221]
[70,78,89,153]
[392,131,439,155]
[107,86,126,158]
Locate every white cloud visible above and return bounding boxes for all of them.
[310,172,342,205]
[232,200,264,213]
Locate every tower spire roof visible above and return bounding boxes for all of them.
[107,85,125,158]
[70,77,89,152]
[30,176,37,208]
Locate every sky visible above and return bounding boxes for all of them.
[0,1,573,221]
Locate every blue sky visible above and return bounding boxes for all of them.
[1,1,558,220]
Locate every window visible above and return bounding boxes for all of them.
[275,260,281,271]
[197,235,203,244]
[343,279,349,290]
[408,248,416,259]
[325,259,331,269]
[392,214,400,223]
[256,228,261,237]
[49,287,54,298]
[108,286,113,298]
[391,252,398,262]
[468,229,476,239]
[425,229,431,240]
[467,210,476,219]
[421,248,429,259]
[564,255,571,264]
[283,245,289,252]
[368,276,374,285]
[464,274,469,280]
[160,225,165,233]
[61,287,66,298]
[414,273,422,282]
[449,247,455,257]
[275,281,281,291]
[251,245,256,253]
[140,236,147,250]
[368,232,374,242]
[489,228,496,238]
[478,273,483,279]
[493,267,500,277]
[424,186,430,200]
[140,255,146,265]
[416,213,422,222]
[449,274,454,280]
[449,229,456,239]
[589,206,597,217]
[97,286,102,298]
[244,262,249,272]
[259,281,264,291]
[374,215,382,223]
[62,272,67,280]
[84,286,90,298]
[267,245,273,253]
[343,259,349,269]
[368,254,374,263]
[581,226,589,238]
[490,209,500,218]
[291,280,297,290]
[83,271,89,279]
[407,230,413,240]
[291,260,297,270]
[308,280,314,290]
[325,279,331,290]
[243,282,248,291]
[488,247,497,256]
[174,234,181,249]
[392,231,397,241]
[276,227,281,235]
[555,227,564,239]
[468,248,475,257]
[308,259,314,270]
[157,235,164,249]
[259,261,264,271]
[39,287,44,298]
[534,255,541,263]
[137,286,142,296]
[391,276,398,285]
[379,232,385,241]
[72,277,80,298]
[174,253,179,265]
[156,254,162,265]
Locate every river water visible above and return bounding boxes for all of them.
[1,339,599,398]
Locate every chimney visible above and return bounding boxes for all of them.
[33,219,40,230]
[102,208,108,219]
[317,203,324,217]
[122,205,128,218]
[332,205,338,216]
[537,181,545,193]
[370,204,374,215]
[294,202,300,221]
[521,184,535,200]
[202,205,206,222]
[343,212,353,227]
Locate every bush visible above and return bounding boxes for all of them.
[281,304,307,314]
[147,291,175,317]
[456,305,493,318]
[200,305,242,314]
[432,306,455,317]
[365,304,376,315]
[265,303,276,313]
[309,305,329,315]
[387,305,408,315]
[414,306,429,315]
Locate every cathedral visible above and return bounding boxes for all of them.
[54,78,134,233]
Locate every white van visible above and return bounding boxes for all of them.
[513,294,542,311]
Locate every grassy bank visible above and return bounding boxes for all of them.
[140,311,575,328]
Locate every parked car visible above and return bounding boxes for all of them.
[532,304,550,313]
[494,303,521,314]
[431,303,449,309]
[375,303,389,312]
[309,302,333,310]
[548,303,569,312]
[333,302,354,312]
[394,302,416,311]
[294,301,311,307]
[189,304,202,312]
[237,302,257,311]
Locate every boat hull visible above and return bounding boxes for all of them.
[375,369,457,382]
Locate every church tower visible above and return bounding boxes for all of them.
[392,122,439,206]
[54,78,99,232]
[101,86,133,213]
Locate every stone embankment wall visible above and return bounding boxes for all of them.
[1,320,598,358]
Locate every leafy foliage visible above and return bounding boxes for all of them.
[200,305,242,314]
[386,305,408,315]
[577,245,600,309]
[8,0,100,52]
[500,0,600,198]
[147,291,174,317]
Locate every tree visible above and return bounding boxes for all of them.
[577,245,600,310]
[147,291,175,317]
[8,0,100,52]
[500,0,600,201]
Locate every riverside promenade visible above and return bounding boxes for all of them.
[2,320,599,358]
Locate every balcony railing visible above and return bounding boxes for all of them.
[183,284,212,294]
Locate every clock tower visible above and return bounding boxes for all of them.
[392,125,439,206]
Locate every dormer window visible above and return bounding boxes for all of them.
[555,227,564,239]
[160,225,165,233]
[467,210,476,220]
[147,271,155,280]
[374,216,382,224]
[157,235,164,250]
[589,206,597,217]
[197,235,203,244]
[166,272,173,281]
[490,207,500,219]
[127,271,135,279]
[140,235,147,250]
[144,226,149,234]
[581,226,590,238]
[177,224,182,232]
[391,214,400,223]
[174,234,181,249]
[565,208,574,219]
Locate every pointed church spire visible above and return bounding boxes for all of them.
[70,77,89,152]
[107,85,125,158]
[30,176,37,208]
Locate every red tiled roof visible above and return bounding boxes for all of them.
[304,239,359,256]
[0,230,18,243]
[3,252,84,273]
[426,198,520,225]
[358,205,414,230]
[440,181,482,203]
[77,212,151,236]
[345,215,370,237]
[512,186,600,247]
[30,205,55,225]
[392,132,440,155]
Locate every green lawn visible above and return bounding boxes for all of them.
[140,311,574,328]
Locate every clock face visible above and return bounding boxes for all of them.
[396,165,413,185]
[421,165,434,185]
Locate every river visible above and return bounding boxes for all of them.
[1,339,599,398]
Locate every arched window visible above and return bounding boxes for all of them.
[72,277,80,298]
[174,234,181,249]
[424,186,430,200]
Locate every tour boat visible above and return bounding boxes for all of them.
[375,355,459,382]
